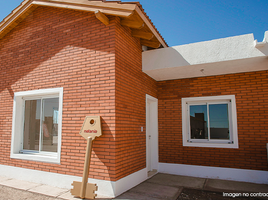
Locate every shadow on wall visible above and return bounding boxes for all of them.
[142,46,191,81]
[256,45,268,56]
[0,7,116,95]
[0,6,117,181]
[143,46,190,71]
[255,31,268,55]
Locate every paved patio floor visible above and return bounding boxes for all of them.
[0,173,267,200]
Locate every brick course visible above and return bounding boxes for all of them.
[114,22,157,180]
[158,71,268,171]
[0,5,157,182]
[0,6,118,181]
[1,4,266,184]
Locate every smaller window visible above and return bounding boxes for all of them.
[11,88,63,163]
[182,95,238,148]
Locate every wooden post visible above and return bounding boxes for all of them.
[71,116,102,199]
[80,137,93,199]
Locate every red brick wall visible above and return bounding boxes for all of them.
[158,71,268,171]
[114,22,157,180]
[0,6,118,181]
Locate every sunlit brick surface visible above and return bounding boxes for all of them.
[158,71,268,170]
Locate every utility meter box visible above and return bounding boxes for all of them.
[79,116,102,140]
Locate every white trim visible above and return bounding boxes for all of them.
[146,94,159,172]
[158,163,268,184]
[113,168,148,196]
[181,95,238,148]
[0,164,148,197]
[10,88,63,164]
[142,32,268,81]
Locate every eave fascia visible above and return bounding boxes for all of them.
[0,0,31,31]
[0,0,135,40]
[0,0,168,49]
[134,6,168,48]
[31,0,135,17]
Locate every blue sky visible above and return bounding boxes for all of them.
[0,0,267,46]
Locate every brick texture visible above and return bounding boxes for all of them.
[158,71,268,171]
[114,23,157,180]
[0,5,157,182]
[0,6,118,181]
[2,4,265,183]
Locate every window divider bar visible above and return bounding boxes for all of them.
[187,104,191,142]
[228,101,233,142]
[21,101,26,151]
[39,99,43,152]
[207,103,210,141]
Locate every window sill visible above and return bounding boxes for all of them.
[183,141,239,148]
[11,152,60,164]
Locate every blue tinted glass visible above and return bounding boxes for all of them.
[209,104,230,140]
[189,105,208,139]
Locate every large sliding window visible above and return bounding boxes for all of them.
[182,95,238,148]
[11,88,63,163]
[23,98,59,153]
[189,102,230,142]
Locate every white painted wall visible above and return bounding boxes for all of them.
[159,163,268,184]
[143,31,268,81]
[0,164,148,197]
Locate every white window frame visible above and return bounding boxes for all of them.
[10,88,63,163]
[182,95,238,148]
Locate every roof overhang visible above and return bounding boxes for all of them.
[143,31,268,81]
[0,0,168,49]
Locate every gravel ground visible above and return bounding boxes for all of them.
[0,185,61,200]
[177,188,266,200]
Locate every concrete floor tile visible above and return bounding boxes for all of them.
[95,194,112,200]
[0,179,41,190]
[58,191,81,200]
[147,173,206,189]
[117,182,182,200]
[115,191,164,200]
[0,176,11,184]
[28,184,69,197]
[59,191,111,200]
[204,179,268,193]
[0,185,57,200]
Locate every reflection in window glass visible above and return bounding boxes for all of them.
[42,98,59,152]
[209,104,230,140]
[23,100,41,151]
[23,98,59,153]
[189,105,208,139]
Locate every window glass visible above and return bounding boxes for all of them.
[209,104,230,140]
[189,105,208,139]
[23,100,41,151]
[42,98,59,152]
[11,88,63,163]
[182,95,238,148]
[23,98,59,153]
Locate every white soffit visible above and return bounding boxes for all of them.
[142,31,268,81]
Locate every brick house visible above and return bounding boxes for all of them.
[0,0,267,197]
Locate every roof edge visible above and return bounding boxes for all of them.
[134,5,168,48]
[0,0,168,48]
